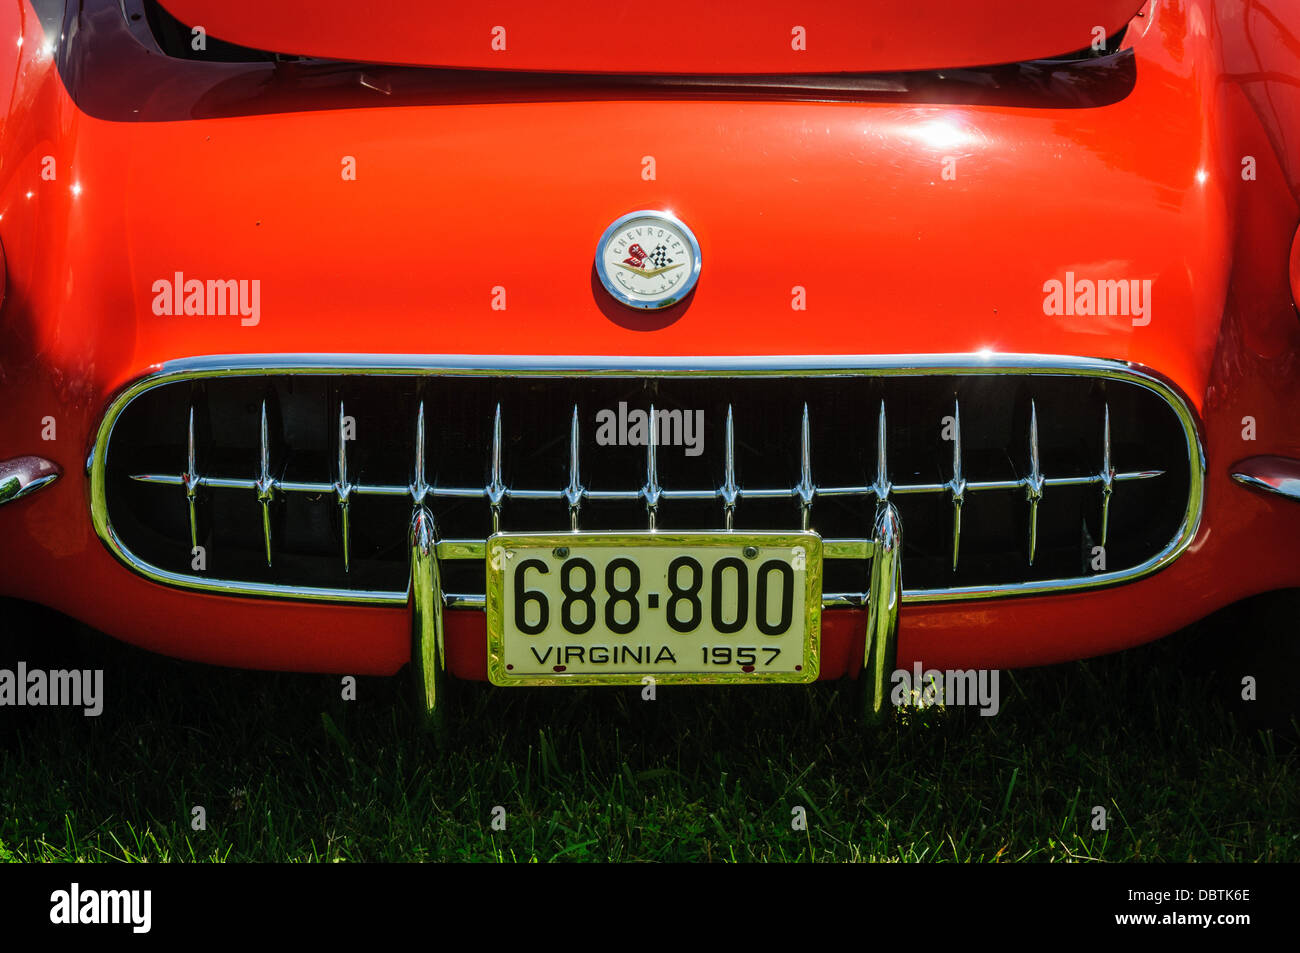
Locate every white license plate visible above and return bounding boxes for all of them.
[485,532,822,685]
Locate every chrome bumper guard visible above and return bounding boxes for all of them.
[863,501,901,723]
[409,504,447,728]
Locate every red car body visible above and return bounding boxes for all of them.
[1,1,1298,698]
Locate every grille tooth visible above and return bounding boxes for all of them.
[948,397,965,571]
[1025,399,1044,566]
[486,403,505,533]
[103,368,1198,605]
[410,400,429,506]
[334,401,352,572]
[1100,402,1114,546]
[720,404,739,531]
[795,403,814,531]
[182,404,200,551]
[564,404,584,531]
[254,399,275,567]
[872,400,891,500]
[642,402,661,530]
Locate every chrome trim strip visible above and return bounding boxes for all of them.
[128,467,1163,500]
[822,591,867,608]
[425,537,878,563]
[444,591,486,609]
[88,352,1206,607]
[436,539,487,560]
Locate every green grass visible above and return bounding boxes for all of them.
[0,598,1296,862]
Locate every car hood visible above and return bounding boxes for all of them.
[156,0,1146,73]
[5,0,1291,430]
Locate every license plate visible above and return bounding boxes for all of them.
[486,533,822,686]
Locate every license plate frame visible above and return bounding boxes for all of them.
[485,531,822,686]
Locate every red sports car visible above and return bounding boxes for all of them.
[1,0,1297,722]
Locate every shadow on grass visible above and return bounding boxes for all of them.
[0,596,1295,861]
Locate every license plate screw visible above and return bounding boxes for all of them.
[553,546,570,559]
[742,545,759,559]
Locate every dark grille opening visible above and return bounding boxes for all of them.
[99,367,1197,603]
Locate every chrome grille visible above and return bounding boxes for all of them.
[90,355,1203,607]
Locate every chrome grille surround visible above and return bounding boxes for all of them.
[88,353,1206,607]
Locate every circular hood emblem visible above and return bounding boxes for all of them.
[595,210,701,310]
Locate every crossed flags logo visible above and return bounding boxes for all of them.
[623,242,674,270]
